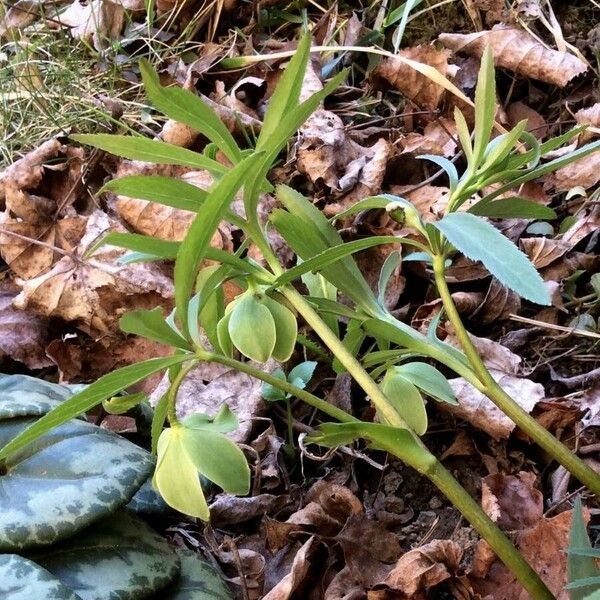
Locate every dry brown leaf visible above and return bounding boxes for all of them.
[446,334,545,439]
[0,139,62,203]
[262,537,317,600]
[470,278,521,323]
[378,539,463,598]
[0,280,51,369]
[150,360,271,443]
[519,237,570,268]
[13,211,173,335]
[56,0,125,50]
[506,101,548,139]
[545,152,600,192]
[561,205,600,247]
[373,46,457,110]
[401,118,459,157]
[0,0,38,36]
[481,471,542,530]
[439,26,588,87]
[470,509,579,599]
[576,103,600,131]
[541,251,599,283]
[209,494,288,527]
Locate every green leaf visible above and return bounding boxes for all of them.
[0,355,189,462]
[568,497,600,600]
[175,154,260,335]
[472,46,496,167]
[0,554,81,600]
[393,362,457,405]
[182,404,239,433]
[228,294,276,362]
[154,427,209,519]
[454,107,473,166]
[479,120,527,174]
[380,372,428,435]
[181,426,250,495]
[261,369,287,402]
[102,392,147,415]
[433,212,550,305]
[263,295,298,362]
[71,134,227,174]
[31,511,180,600]
[306,421,436,473]
[0,410,153,551]
[288,361,317,389]
[469,197,557,219]
[101,175,208,212]
[378,251,401,306]
[257,33,311,151]
[140,59,241,163]
[271,235,409,289]
[195,265,225,352]
[151,390,169,455]
[418,155,458,192]
[120,307,192,349]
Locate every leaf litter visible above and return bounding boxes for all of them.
[1,1,600,598]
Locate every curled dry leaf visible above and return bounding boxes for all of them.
[519,236,570,268]
[506,101,548,139]
[0,139,62,203]
[401,118,459,158]
[0,0,38,37]
[209,494,289,527]
[13,211,173,336]
[544,152,600,192]
[55,0,125,51]
[446,333,545,439]
[150,360,272,443]
[373,46,457,110]
[378,539,463,598]
[470,278,521,323]
[439,26,588,87]
[0,280,51,369]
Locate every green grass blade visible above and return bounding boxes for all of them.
[0,355,189,461]
[71,134,227,174]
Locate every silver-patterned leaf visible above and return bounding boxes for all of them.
[156,548,232,600]
[30,511,180,600]
[0,375,75,419]
[0,554,82,600]
[126,478,169,516]
[0,417,154,550]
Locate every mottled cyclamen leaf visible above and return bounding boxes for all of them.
[0,374,74,420]
[0,554,82,600]
[30,511,180,600]
[156,548,233,600]
[126,477,169,517]
[0,416,153,551]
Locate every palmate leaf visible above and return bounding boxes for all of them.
[174,154,260,335]
[433,212,550,305]
[0,355,190,462]
[140,59,242,163]
[71,134,227,174]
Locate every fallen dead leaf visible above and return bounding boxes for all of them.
[373,46,458,110]
[439,26,588,87]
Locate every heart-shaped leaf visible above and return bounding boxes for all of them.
[157,548,233,600]
[0,415,154,550]
[0,554,82,600]
[29,511,180,600]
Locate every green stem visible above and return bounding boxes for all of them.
[432,254,600,496]
[425,461,554,600]
[197,350,357,424]
[166,362,196,425]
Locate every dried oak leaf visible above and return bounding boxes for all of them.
[13,211,173,336]
[376,540,463,599]
[0,280,51,369]
[439,26,588,87]
[446,334,545,439]
[373,46,457,110]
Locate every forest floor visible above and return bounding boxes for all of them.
[1,1,600,599]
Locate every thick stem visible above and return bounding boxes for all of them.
[432,254,600,496]
[425,461,554,600]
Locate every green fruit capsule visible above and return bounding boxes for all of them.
[262,295,298,362]
[380,370,428,436]
[228,294,276,362]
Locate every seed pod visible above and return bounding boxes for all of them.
[228,294,276,362]
[380,369,428,435]
[262,295,298,362]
